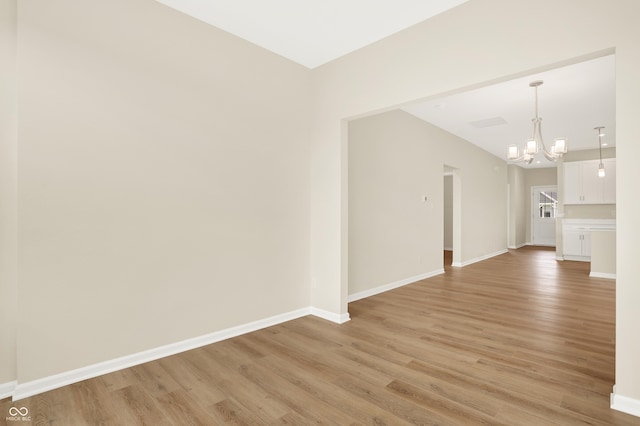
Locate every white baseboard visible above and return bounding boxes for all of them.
[611,391,640,418]
[589,272,617,279]
[309,307,351,324]
[348,269,444,303]
[563,255,590,262]
[13,306,347,401]
[556,256,564,261]
[0,381,16,400]
[508,243,527,249]
[453,249,509,268]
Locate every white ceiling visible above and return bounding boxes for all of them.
[403,55,616,168]
[154,0,469,69]
[154,1,615,169]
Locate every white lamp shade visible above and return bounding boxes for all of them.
[525,139,538,155]
[554,138,568,154]
[598,162,606,178]
[507,145,519,160]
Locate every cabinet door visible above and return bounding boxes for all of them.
[602,158,616,204]
[581,161,604,204]
[581,232,591,257]
[563,162,583,204]
[563,230,583,256]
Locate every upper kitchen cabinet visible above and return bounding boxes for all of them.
[563,159,616,204]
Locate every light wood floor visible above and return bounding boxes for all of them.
[3,246,639,425]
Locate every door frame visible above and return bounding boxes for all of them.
[531,185,558,246]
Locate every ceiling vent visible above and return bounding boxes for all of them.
[469,117,508,128]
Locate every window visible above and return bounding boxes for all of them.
[539,191,558,218]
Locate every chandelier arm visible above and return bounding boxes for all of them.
[537,119,558,161]
[507,154,534,164]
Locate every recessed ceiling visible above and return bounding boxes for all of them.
[154,0,469,69]
[403,54,616,168]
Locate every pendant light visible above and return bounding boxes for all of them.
[595,126,605,178]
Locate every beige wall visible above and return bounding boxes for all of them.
[0,0,17,386]
[524,167,558,244]
[16,0,311,383]
[509,166,558,248]
[310,0,640,403]
[563,147,617,163]
[507,165,526,248]
[348,110,506,295]
[591,230,616,276]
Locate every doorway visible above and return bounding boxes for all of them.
[531,185,558,246]
[444,165,461,267]
[443,172,453,265]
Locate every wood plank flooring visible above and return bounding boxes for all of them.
[3,246,639,425]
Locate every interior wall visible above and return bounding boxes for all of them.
[309,0,640,404]
[17,0,311,383]
[524,167,558,244]
[507,165,526,248]
[443,175,453,250]
[0,0,18,387]
[348,110,507,296]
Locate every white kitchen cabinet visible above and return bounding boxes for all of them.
[562,229,591,260]
[563,159,616,204]
[562,219,615,262]
[602,159,616,204]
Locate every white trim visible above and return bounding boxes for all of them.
[347,269,444,303]
[611,391,640,418]
[454,249,509,268]
[563,218,616,228]
[589,271,617,279]
[508,242,527,249]
[0,381,16,400]
[309,307,351,324]
[13,307,331,401]
[563,255,590,262]
[506,183,510,248]
[556,256,564,261]
[443,246,453,251]
[12,306,351,400]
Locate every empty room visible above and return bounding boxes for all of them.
[1,0,640,424]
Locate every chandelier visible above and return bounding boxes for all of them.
[507,80,568,164]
